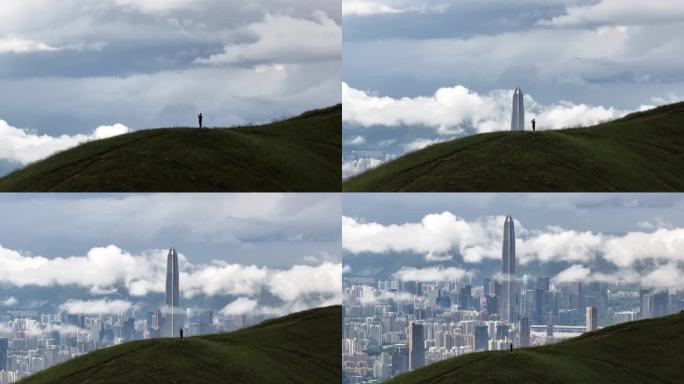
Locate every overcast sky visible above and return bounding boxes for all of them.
[343,193,684,289]
[0,0,340,175]
[0,193,341,316]
[342,0,684,177]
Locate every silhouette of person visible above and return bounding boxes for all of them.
[532,118,536,132]
[180,328,183,340]
[510,343,513,352]
[198,113,203,128]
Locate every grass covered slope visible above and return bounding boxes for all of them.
[344,102,684,192]
[0,105,341,192]
[20,305,341,384]
[388,311,684,384]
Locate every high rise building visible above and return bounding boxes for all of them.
[0,337,8,371]
[586,306,598,332]
[511,87,525,131]
[501,214,517,322]
[408,322,425,371]
[569,281,584,323]
[519,316,530,347]
[474,325,489,351]
[165,247,181,337]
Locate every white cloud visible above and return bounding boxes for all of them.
[344,212,684,267]
[345,135,366,146]
[602,228,684,268]
[0,35,60,54]
[194,12,340,66]
[404,137,450,152]
[112,0,200,13]
[0,120,130,164]
[343,82,628,135]
[342,157,384,179]
[343,0,448,16]
[220,297,258,315]
[539,0,684,27]
[60,298,136,314]
[393,266,470,282]
[0,244,341,315]
[2,297,17,306]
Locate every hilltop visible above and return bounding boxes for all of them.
[0,105,341,192]
[20,305,341,384]
[344,102,684,192]
[388,311,684,384]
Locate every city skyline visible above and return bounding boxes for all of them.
[342,194,684,382]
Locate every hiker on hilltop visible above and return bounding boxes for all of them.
[532,118,536,132]
[198,113,203,128]
[510,343,513,352]
[180,328,184,340]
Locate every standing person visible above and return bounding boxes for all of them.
[180,328,184,340]
[510,343,513,352]
[532,118,536,132]
[198,113,203,129]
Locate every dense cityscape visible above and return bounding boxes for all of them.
[342,215,684,383]
[0,248,258,383]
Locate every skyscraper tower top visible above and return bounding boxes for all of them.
[166,247,179,309]
[511,88,525,131]
[502,214,516,276]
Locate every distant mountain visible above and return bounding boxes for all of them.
[20,305,341,384]
[0,105,341,192]
[344,102,684,192]
[387,311,684,384]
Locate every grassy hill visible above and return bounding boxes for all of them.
[0,105,341,192]
[344,102,684,192]
[20,305,341,384]
[387,311,684,384]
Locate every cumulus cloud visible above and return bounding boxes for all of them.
[342,213,504,262]
[342,157,384,179]
[393,266,471,282]
[0,244,341,315]
[220,297,258,315]
[112,0,200,13]
[343,212,684,268]
[343,83,628,135]
[345,135,366,146]
[2,297,17,306]
[194,12,340,67]
[404,137,451,153]
[0,120,130,164]
[60,298,136,314]
[343,0,448,16]
[539,0,684,27]
[0,35,61,54]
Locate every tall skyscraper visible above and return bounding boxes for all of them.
[570,281,584,324]
[586,306,598,332]
[511,87,525,131]
[501,214,517,322]
[408,322,425,371]
[474,325,489,351]
[166,247,180,337]
[0,337,7,371]
[519,316,530,347]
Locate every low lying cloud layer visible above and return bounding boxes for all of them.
[343,83,631,135]
[343,212,684,288]
[0,244,341,316]
[343,0,448,16]
[0,119,130,164]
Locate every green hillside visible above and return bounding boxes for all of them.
[0,105,341,192]
[20,305,341,384]
[344,102,684,192]
[388,311,684,384]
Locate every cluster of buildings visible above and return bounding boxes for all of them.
[342,215,684,383]
[0,248,253,383]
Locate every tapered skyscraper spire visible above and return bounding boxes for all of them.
[502,215,515,276]
[501,215,517,322]
[511,87,525,131]
[166,247,179,309]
